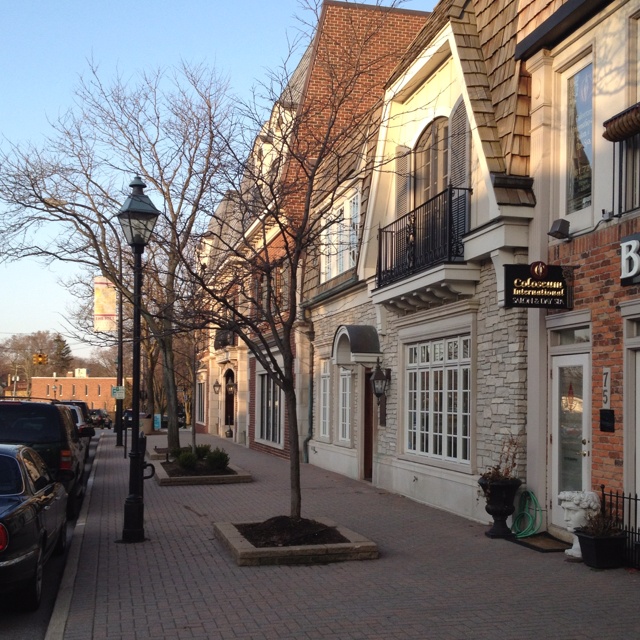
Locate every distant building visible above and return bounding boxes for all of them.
[31,372,118,414]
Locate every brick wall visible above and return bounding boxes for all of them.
[550,217,640,490]
[31,376,118,415]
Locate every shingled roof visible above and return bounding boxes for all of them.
[387,0,532,183]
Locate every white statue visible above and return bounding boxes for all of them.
[558,490,600,559]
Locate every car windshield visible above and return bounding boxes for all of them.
[0,405,60,444]
[0,454,24,495]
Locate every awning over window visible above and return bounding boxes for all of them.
[603,102,640,142]
[331,325,382,366]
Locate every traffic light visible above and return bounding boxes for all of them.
[41,354,48,365]
[32,353,38,365]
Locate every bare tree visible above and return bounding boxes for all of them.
[0,331,68,396]
[179,0,428,518]
[0,62,231,450]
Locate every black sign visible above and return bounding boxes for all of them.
[504,262,575,309]
[599,409,615,433]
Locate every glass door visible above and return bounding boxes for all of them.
[551,353,591,528]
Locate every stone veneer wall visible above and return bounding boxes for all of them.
[312,297,378,456]
[475,261,528,475]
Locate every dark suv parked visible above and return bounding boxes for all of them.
[0,400,93,518]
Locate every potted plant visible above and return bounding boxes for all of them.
[575,509,626,569]
[478,434,522,538]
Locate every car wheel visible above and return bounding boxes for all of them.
[20,547,43,611]
[54,523,68,556]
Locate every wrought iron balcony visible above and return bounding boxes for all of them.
[376,186,470,289]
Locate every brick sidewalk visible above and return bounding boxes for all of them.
[48,430,640,639]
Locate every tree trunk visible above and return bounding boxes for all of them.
[284,384,301,519]
[161,334,181,451]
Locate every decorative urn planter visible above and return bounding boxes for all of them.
[478,477,522,538]
[574,529,627,569]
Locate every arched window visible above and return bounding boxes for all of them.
[414,117,449,206]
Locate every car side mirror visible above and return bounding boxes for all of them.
[34,476,50,492]
[79,427,96,438]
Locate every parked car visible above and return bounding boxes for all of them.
[0,444,68,611]
[59,400,91,425]
[89,408,112,429]
[65,405,92,462]
[0,400,93,518]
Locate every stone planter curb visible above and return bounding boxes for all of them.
[150,457,252,486]
[213,518,379,566]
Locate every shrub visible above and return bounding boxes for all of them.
[170,446,189,460]
[177,451,198,471]
[205,447,230,473]
[195,444,212,460]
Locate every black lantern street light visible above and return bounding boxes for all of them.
[117,175,160,543]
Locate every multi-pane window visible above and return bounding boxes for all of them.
[415,117,449,207]
[406,336,471,463]
[320,360,330,438]
[259,373,281,444]
[196,381,205,423]
[566,63,593,214]
[320,192,359,282]
[339,368,351,441]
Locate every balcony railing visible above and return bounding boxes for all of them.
[376,186,470,289]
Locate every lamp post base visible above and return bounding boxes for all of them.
[121,495,145,543]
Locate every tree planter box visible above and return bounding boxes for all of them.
[575,530,626,569]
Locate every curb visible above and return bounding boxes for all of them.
[44,432,104,640]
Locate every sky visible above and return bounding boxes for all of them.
[0,0,435,357]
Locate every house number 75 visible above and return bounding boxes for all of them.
[602,367,611,409]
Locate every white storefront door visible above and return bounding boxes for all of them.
[551,353,592,528]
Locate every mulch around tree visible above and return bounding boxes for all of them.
[161,460,236,477]
[236,516,350,548]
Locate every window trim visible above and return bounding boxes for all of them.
[319,359,330,439]
[338,367,352,443]
[257,371,283,448]
[319,188,360,284]
[558,54,594,228]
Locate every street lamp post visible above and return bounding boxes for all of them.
[115,250,124,448]
[117,175,160,544]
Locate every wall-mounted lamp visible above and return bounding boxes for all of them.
[226,382,237,394]
[370,358,391,426]
[548,218,571,241]
[370,359,389,403]
[213,380,221,395]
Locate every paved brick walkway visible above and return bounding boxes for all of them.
[47,430,640,639]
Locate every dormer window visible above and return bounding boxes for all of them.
[415,117,449,207]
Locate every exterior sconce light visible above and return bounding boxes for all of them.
[226,382,237,395]
[548,219,571,241]
[370,359,389,403]
[370,358,391,426]
[213,380,221,395]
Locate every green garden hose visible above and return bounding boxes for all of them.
[511,489,543,538]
